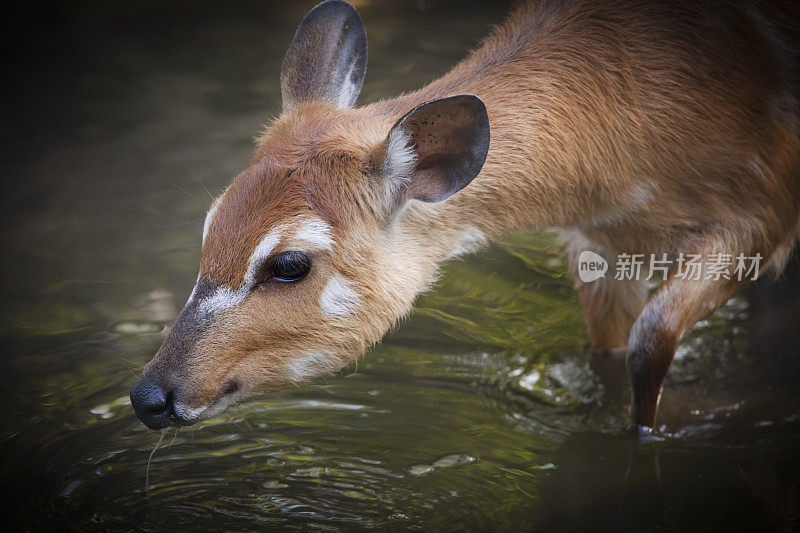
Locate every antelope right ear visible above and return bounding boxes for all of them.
[382,94,490,204]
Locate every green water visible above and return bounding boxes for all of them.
[2,1,799,530]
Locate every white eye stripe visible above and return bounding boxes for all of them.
[192,217,335,318]
[190,227,283,318]
[243,229,284,287]
[293,218,333,250]
[242,218,330,287]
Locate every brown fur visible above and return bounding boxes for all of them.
[143,0,799,431]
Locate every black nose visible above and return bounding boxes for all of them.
[130,377,173,430]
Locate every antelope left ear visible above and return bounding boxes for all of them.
[281,0,367,110]
[382,94,490,204]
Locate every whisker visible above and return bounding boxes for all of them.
[168,180,204,210]
[135,217,205,234]
[145,431,166,495]
[228,400,257,435]
[188,167,215,202]
[120,357,145,370]
[165,212,195,225]
[168,427,181,450]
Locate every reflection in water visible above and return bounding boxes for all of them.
[1,0,798,530]
[537,426,800,530]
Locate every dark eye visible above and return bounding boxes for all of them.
[266,251,311,283]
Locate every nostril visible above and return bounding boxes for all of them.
[148,390,171,415]
[164,390,176,418]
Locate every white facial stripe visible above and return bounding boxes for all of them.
[197,286,248,317]
[191,226,285,318]
[288,350,340,382]
[319,275,361,318]
[192,219,333,319]
[243,227,284,287]
[202,197,222,243]
[293,218,333,250]
[384,129,417,199]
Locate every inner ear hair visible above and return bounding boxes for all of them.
[280,0,368,110]
[384,94,490,204]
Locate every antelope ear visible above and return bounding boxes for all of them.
[281,0,367,111]
[383,94,490,204]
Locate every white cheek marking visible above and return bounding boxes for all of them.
[319,275,361,319]
[288,350,341,382]
[294,218,333,250]
[447,226,487,259]
[202,197,222,243]
[384,129,417,200]
[173,389,249,422]
[199,391,247,420]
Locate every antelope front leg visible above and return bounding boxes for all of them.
[626,265,745,434]
[564,231,648,356]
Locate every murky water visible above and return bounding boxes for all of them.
[2,1,799,530]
